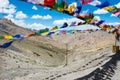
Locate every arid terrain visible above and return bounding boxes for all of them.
[0,18,120,80]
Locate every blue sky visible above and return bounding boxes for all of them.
[0,0,120,30]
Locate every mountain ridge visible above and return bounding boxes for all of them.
[0,18,33,35]
[0,18,118,80]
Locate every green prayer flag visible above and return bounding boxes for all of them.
[0,36,4,39]
[36,28,49,35]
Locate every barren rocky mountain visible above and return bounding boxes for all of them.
[0,18,120,80]
[0,18,33,35]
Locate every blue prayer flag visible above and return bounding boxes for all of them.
[96,1,109,8]
[0,41,14,48]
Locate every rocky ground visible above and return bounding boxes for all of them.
[1,30,119,80]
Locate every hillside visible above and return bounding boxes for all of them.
[0,18,119,80]
[0,18,65,68]
[0,18,33,35]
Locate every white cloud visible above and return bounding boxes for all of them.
[75,24,99,30]
[53,18,84,26]
[0,0,9,8]
[15,11,28,19]
[115,2,120,8]
[0,7,16,14]
[0,0,16,15]
[43,14,52,19]
[8,4,16,9]
[32,14,42,19]
[27,23,47,30]
[94,9,108,14]
[44,7,51,10]
[32,6,38,10]
[4,14,14,20]
[107,22,120,26]
[31,14,52,20]
[10,18,48,30]
[11,19,27,27]
[53,19,67,25]
[89,0,101,6]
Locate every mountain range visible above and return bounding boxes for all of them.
[0,18,119,80]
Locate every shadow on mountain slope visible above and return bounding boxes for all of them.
[75,51,120,80]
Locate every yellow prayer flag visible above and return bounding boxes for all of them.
[106,28,112,31]
[67,3,76,13]
[57,8,64,12]
[4,35,13,39]
[102,6,116,12]
[41,32,49,36]
[50,26,58,31]
[72,30,77,34]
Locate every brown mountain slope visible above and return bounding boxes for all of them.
[0,18,33,35]
[0,18,118,80]
[0,18,66,70]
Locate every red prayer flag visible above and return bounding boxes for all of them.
[25,33,36,38]
[44,0,55,7]
[79,0,92,5]
[61,30,66,35]
[112,9,120,14]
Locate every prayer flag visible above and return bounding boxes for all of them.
[96,1,109,8]
[0,41,14,48]
[79,0,92,5]
[60,22,68,28]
